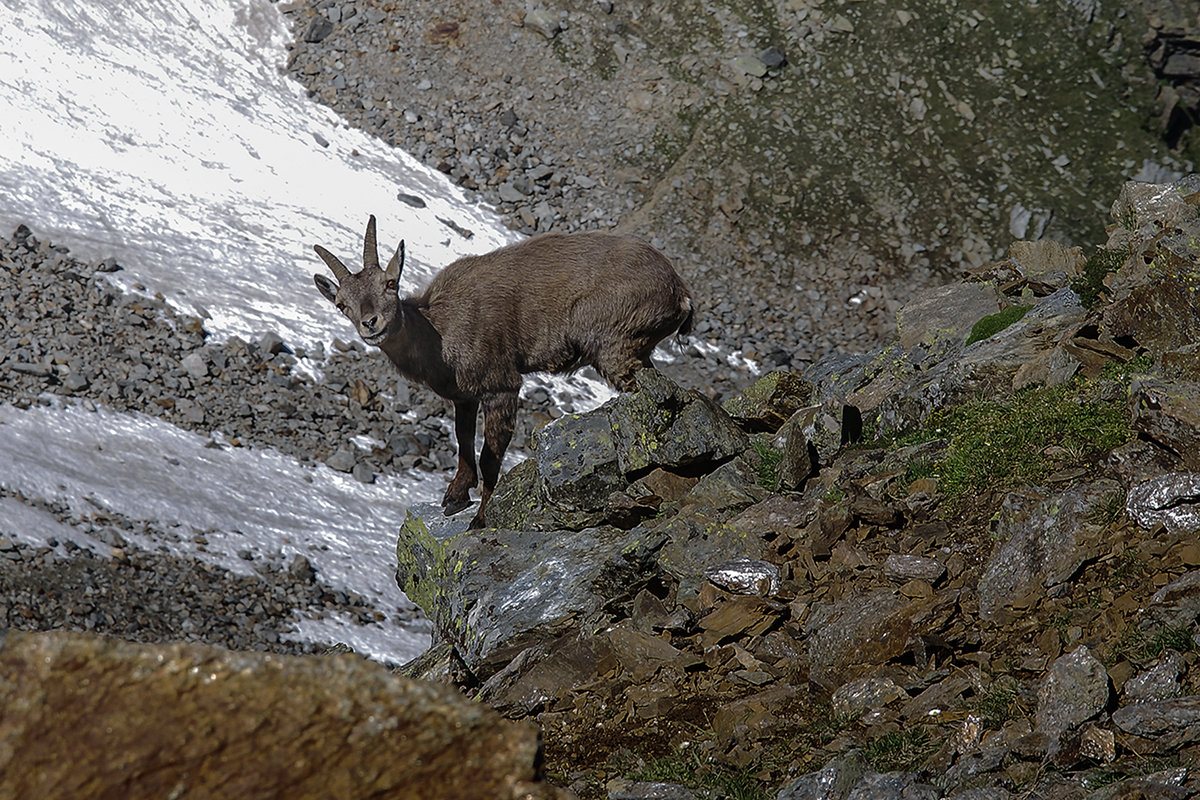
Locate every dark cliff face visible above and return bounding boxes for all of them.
[397,176,1200,799]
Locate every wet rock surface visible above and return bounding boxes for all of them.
[395,177,1200,799]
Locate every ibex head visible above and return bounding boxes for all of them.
[313,215,405,346]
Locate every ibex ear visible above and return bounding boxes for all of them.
[313,273,338,304]
[384,240,405,283]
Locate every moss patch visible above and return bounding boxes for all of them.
[883,376,1134,500]
[965,304,1032,346]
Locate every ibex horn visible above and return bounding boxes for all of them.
[313,244,352,283]
[385,240,405,281]
[363,214,381,270]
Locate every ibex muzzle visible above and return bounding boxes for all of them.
[313,216,693,528]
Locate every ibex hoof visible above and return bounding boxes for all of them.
[467,514,487,530]
[442,497,472,517]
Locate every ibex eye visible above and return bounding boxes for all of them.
[386,279,398,291]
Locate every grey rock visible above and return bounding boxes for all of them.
[978,482,1120,622]
[830,676,906,719]
[181,352,208,380]
[395,507,664,677]
[303,15,334,43]
[325,447,357,473]
[1127,473,1200,534]
[1124,651,1186,703]
[1147,569,1200,630]
[1035,646,1111,740]
[776,752,867,800]
[608,779,697,799]
[1130,378,1200,470]
[704,556,780,596]
[883,554,946,585]
[1111,696,1200,748]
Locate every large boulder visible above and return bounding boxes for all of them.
[396,505,665,678]
[0,630,559,800]
[486,369,748,531]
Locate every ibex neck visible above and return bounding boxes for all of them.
[377,302,460,398]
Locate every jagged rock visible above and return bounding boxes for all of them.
[1126,473,1200,534]
[722,370,814,432]
[894,282,1000,359]
[0,630,557,800]
[1035,646,1111,740]
[1111,696,1200,751]
[873,287,1089,433]
[1124,651,1186,702]
[805,589,926,690]
[1147,569,1200,630]
[395,505,663,676]
[978,482,1120,623]
[1102,231,1200,356]
[777,409,817,490]
[1130,377,1200,469]
[1006,239,1085,293]
[775,751,867,800]
[830,676,906,719]
[486,369,747,531]
[1108,175,1200,234]
[1082,767,1191,800]
[609,369,748,474]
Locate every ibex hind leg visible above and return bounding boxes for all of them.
[443,400,479,517]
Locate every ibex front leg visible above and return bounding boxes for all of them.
[443,399,479,516]
[470,391,518,529]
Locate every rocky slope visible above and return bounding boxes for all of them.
[281,0,1198,389]
[396,175,1200,799]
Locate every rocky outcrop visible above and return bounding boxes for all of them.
[0,630,561,800]
[395,176,1200,799]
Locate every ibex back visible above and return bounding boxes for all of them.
[313,216,693,528]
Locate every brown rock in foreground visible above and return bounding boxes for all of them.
[0,630,561,800]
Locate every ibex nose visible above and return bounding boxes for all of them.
[362,315,379,333]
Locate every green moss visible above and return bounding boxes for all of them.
[1110,624,1197,665]
[883,376,1134,499]
[965,304,1032,346]
[1071,247,1130,308]
[863,728,937,773]
[749,436,783,489]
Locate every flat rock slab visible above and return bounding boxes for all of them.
[0,630,557,800]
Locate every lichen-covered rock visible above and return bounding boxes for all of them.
[486,369,748,531]
[895,282,1001,358]
[0,630,558,800]
[609,368,748,474]
[395,506,664,676]
[1130,377,1200,470]
[1035,646,1111,740]
[721,370,814,432]
[978,482,1120,623]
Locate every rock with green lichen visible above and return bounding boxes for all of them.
[721,370,815,433]
[396,505,665,677]
[609,369,748,474]
[488,370,749,531]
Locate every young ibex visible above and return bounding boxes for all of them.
[313,216,693,528]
